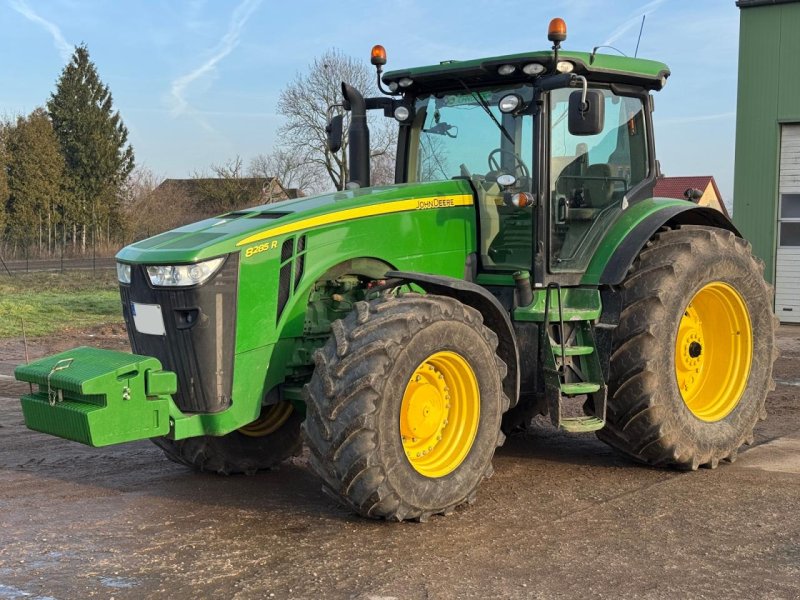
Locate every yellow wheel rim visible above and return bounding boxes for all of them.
[674,282,753,422]
[238,402,294,437]
[400,351,480,478]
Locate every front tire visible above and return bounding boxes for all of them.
[599,226,777,469]
[153,402,303,475]
[303,294,509,521]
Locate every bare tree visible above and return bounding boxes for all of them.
[249,148,321,196]
[192,156,259,214]
[276,48,398,192]
[121,167,194,241]
[370,117,397,187]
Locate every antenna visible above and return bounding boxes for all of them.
[634,14,646,58]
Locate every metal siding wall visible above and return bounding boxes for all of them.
[777,8,800,122]
[733,6,782,284]
[776,124,800,322]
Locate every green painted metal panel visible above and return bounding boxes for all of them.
[384,51,669,86]
[733,2,800,283]
[580,197,690,285]
[116,180,474,264]
[15,347,173,446]
[514,287,601,322]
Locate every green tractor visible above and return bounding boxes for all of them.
[16,19,776,521]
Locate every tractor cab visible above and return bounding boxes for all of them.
[332,18,668,285]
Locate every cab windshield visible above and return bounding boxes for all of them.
[409,84,535,271]
[410,84,534,187]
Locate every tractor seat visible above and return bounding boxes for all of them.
[583,163,614,208]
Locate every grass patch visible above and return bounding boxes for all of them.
[0,270,122,338]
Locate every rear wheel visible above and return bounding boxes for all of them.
[599,226,777,469]
[303,294,509,521]
[153,402,303,475]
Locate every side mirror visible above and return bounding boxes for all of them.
[568,89,604,136]
[326,114,344,152]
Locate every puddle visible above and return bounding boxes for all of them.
[98,576,138,589]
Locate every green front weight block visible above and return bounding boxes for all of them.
[14,347,176,447]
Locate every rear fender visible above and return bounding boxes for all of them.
[386,270,520,408]
[582,200,740,286]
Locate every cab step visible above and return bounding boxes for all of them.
[560,382,601,395]
[560,416,606,433]
[542,282,607,434]
[553,344,594,356]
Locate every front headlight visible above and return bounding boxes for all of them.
[116,262,132,284]
[146,257,226,287]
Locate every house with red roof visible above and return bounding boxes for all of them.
[653,175,730,217]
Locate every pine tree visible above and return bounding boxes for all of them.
[47,44,134,253]
[4,109,65,255]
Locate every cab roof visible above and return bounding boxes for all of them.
[382,50,670,93]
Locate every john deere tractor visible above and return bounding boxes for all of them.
[16,20,776,521]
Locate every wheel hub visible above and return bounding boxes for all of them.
[674,282,753,422]
[401,370,448,442]
[400,351,480,478]
[676,304,705,390]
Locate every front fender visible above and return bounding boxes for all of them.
[582,199,740,286]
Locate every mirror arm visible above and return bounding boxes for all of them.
[326,103,345,119]
[574,75,588,109]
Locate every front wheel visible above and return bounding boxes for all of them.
[599,226,777,469]
[303,294,510,521]
[153,402,303,475]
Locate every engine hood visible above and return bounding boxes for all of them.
[116,180,474,264]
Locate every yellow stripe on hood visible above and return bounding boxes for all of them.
[236,194,473,247]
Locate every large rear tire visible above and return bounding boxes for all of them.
[303,294,509,521]
[153,402,303,475]
[598,226,777,469]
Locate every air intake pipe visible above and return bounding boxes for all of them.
[342,82,370,189]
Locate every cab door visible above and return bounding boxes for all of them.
[547,88,651,275]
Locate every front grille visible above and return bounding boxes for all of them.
[120,255,238,414]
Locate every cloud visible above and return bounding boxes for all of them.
[169,0,262,117]
[603,0,668,49]
[9,0,72,61]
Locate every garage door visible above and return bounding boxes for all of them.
[776,124,800,323]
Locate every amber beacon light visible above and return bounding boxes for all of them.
[548,18,567,43]
[371,44,387,66]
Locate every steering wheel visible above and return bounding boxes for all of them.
[488,148,530,179]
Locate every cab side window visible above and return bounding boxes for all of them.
[549,88,648,271]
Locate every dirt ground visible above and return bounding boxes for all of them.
[0,325,798,600]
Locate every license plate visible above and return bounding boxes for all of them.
[131,302,166,336]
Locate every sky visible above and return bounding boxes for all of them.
[0,0,740,203]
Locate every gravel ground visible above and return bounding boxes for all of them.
[0,325,798,600]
